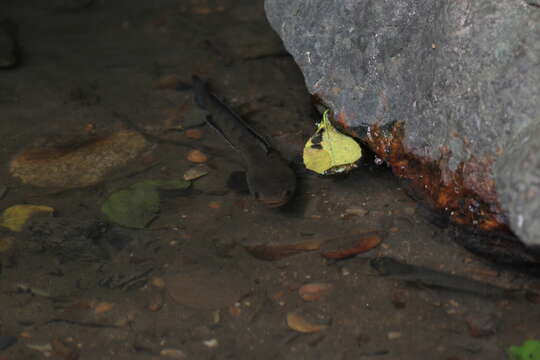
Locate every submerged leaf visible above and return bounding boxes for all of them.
[298,283,334,302]
[0,205,54,232]
[101,183,160,229]
[101,178,191,228]
[9,130,149,189]
[303,110,362,175]
[286,312,329,333]
[508,340,540,360]
[321,234,381,260]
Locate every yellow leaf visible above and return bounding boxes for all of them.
[303,110,362,175]
[0,205,54,232]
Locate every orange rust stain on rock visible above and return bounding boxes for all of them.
[365,123,508,231]
[335,111,350,129]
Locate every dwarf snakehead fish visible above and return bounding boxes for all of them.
[192,76,296,208]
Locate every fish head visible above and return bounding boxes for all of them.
[246,152,296,208]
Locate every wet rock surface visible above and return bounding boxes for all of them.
[264,0,540,247]
[1,0,540,359]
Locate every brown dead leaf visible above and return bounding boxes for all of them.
[298,283,334,302]
[94,302,114,314]
[321,233,382,260]
[150,276,166,288]
[185,129,203,139]
[243,238,327,261]
[286,312,329,333]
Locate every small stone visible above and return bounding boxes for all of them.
[387,331,401,340]
[183,164,210,181]
[185,129,203,139]
[94,302,114,314]
[298,283,334,301]
[203,338,218,348]
[340,207,368,218]
[212,310,221,324]
[160,348,187,359]
[403,207,416,216]
[208,201,221,209]
[186,149,208,163]
[150,276,166,289]
[286,311,329,333]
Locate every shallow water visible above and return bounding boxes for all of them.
[1,1,539,359]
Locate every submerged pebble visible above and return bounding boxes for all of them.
[185,128,204,139]
[160,348,187,359]
[298,283,334,302]
[186,149,208,163]
[286,311,330,333]
[183,164,210,181]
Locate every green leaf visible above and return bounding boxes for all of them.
[508,340,540,360]
[101,182,160,229]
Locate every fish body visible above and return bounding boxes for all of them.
[370,256,520,299]
[192,76,296,207]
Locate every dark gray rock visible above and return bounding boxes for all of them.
[265,0,540,246]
